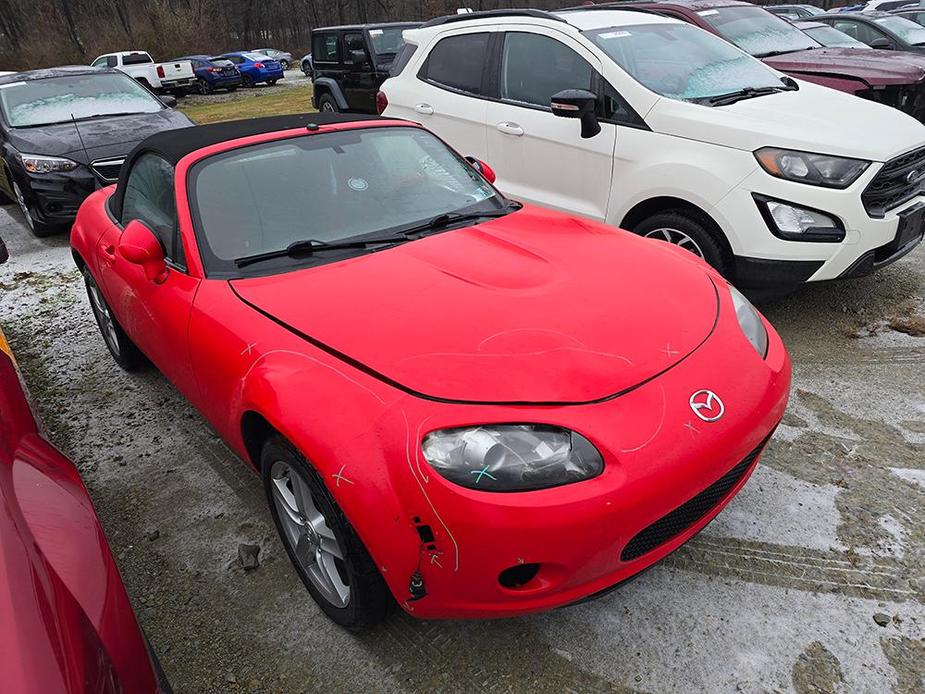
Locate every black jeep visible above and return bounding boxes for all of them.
[311,22,420,113]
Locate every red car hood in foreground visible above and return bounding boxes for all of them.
[764,47,925,86]
[231,207,719,404]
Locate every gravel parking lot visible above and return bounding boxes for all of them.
[1,199,924,692]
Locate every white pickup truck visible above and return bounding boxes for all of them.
[91,51,195,95]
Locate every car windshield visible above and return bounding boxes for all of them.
[189,126,507,276]
[367,27,407,55]
[0,73,162,127]
[588,23,787,102]
[696,5,821,57]
[874,15,925,45]
[802,24,871,47]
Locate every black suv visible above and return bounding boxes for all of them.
[311,22,420,113]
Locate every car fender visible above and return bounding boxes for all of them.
[312,77,348,110]
[235,349,422,586]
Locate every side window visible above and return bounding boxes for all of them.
[600,80,645,128]
[500,32,592,108]
[420,32,490,95]
[343,32,367,57]
[91,57,108,68]
[313,33,339,63]
[122,154,184,266]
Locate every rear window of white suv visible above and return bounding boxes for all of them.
[420,33,489,94]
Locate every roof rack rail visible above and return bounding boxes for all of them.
[557,2,668,16]
[421,8,568,28]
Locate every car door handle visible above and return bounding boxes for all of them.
[414,103,434,115]
[496,122,524,136]
[101,243,117,266]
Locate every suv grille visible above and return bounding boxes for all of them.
[620,435,770,562]
[90,158,125,183]
[862,145,925,218]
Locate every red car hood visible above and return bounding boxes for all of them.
[764,47,925,86]
[230,207,719,404]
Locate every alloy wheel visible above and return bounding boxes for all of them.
[86,275,121,357]
[270,460,350,608]
[12,181,33,231]
[643,227,705,258]
[320,101,336,113]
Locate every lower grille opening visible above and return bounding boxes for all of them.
[498,563,540,589]
[620,435,771,562]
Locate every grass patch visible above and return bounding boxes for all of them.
[180,84,316,124]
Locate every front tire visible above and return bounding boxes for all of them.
[633,210,730,277]
[318,93,338,113]
[83,268,145,371]
[13,180,57,237]
[261,435,391,630]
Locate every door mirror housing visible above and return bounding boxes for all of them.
[869,37,893,49]
[465,156,496,184]
[119,220,168,283]
[160,95,177,108]
[346,49,369,66]
[550,89,601,139]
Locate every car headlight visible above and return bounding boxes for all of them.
[16,153,79,174]
[754,147,869,188]
[421,424,604,492]
[729,285,768,358]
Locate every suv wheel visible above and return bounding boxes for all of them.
[261,435,392,630]
[318,93,338,113]
[633,210,730,276]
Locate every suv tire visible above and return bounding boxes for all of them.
[318,93,339,113]
[633,210,730,276]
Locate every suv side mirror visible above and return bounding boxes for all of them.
[869,37,893,49]
[551,89,601,139]
[465,156,496,184]
[160,95,177,108]
[0,237,8,265]
[346,49,369,66]
[119,220,168,283]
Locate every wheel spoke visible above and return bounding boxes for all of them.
[294,534,317,567]
[271,475,304,526]
[318,534,344,560]
[313,552,349,606]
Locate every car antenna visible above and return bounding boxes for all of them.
[70,113,91,164]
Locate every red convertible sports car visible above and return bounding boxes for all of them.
[71,113,790,629]
[0,270,167,689]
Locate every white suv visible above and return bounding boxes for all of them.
[381,8,925,290]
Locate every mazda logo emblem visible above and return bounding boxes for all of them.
[689,390,724,422]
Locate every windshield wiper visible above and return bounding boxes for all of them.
[707,84,795,106]
[234,236,413,268]
[395,203,520,237]
[71,111,145,122]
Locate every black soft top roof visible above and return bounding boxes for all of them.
[111,113,397,217]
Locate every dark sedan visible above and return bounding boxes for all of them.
[0,66,192,236]
[812,11,925,52]
[174,54,242,94]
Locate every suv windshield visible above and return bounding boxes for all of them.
[0,73,163,127]
[588,23,787,102]
[367,27,408,56]
[874,15,925,45]
[696,5,821,57]
[189,126,508,276]
[801,24,870,48]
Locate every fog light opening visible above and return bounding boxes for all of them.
[498,563,540,589]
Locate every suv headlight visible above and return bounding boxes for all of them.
[754,147,869,188]
[422,424,603,492]
[16,153,79,174]
[729,285,768,357]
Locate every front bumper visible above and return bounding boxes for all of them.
[17,166,98,225]
[348,285,791,619]
[713,164,925,287]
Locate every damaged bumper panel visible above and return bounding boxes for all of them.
[369,306,790,620]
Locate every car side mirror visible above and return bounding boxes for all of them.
[0,237,8,265]
[465,156,496,184]
[870,37,893,49]
[160,95,177,108]
[119,220,168,284]
[551,89,601,139]
[346,49,369,66]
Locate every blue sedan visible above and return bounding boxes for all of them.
[215,52,284,87]
[174,55,242,94]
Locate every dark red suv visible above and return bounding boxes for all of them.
[604,0,925,120]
